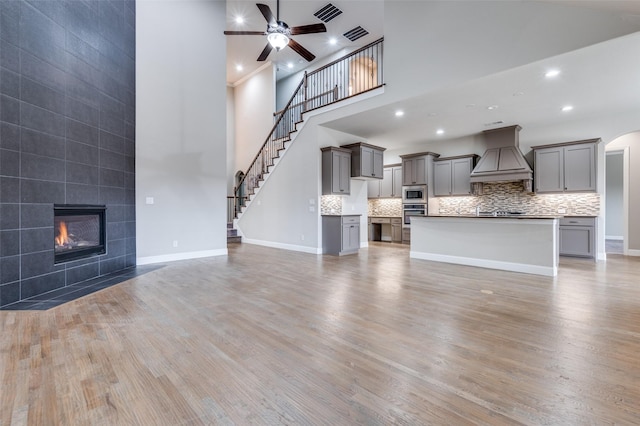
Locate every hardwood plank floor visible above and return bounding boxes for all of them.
[2,242,640,425]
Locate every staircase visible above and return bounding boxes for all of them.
[227,222,241,244]
[231,38,384,222]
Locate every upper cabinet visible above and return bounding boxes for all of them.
[321,147,351,195]
[433,155,478,197]
[532,139,599,193]
[368,164,403,198]
[341,142,385,179]
[400,152,440,192]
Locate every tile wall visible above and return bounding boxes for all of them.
[437,182,600,216]
[0,0,136,307]
[320,195,343,215]
[368,198,402,217]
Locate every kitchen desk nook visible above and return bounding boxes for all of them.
[410,216,560,276]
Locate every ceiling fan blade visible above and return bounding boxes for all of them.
[288,39,315,62]
[224,31,267,35]
[257,43,273,61]
[256,4,277,26]
[290,23,327,35]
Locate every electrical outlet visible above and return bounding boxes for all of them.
[301,234,305,241]
[309,206,315,212]
[558,208,566,214]
[145,197,154,205]
[173,240,178,247]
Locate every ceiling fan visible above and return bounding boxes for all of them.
[224,1,327,62]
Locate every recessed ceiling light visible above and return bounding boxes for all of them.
[235,16,244,24]
[287,62,294,69]
[487,105,498,110]
[236,64,243,72]
[436,129,444,135]
[395,110,404,117]
[329,37,337,45]
[545,69,560,78]
[561,105,574,112]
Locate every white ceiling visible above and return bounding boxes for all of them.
[225,1,640,152]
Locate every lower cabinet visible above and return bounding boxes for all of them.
[368,217,403,243]
[559,217,596,258]
[402,227,410,244]
[323,215,360,255]
[391,218,402,243]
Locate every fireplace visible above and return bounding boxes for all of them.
[54,205,107,264]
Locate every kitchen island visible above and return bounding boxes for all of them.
[410,215,560,276]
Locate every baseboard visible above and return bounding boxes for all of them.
[627,249,640,257]
[360,241,369,248]
[242,238,322,254]
[137,249,228,265]
[410,251,557,277]
[605,235,624,241]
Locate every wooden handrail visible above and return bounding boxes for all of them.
[307,37,383,78]
[273,85,338,117]
[235,74,306,196]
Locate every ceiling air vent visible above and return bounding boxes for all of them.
[343,26,369,42]
[314,3,342,23]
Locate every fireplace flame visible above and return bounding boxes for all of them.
[55,221,69,246]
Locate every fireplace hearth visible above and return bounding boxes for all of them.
[54,205,107,264]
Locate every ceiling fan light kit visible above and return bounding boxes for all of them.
[224,1,327,62]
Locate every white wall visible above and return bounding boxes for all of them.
[136,0,228,264]
[606,153,624,239]
[233,64,276,175]
[383,1,640,105]
[226,86,236,193]
[237,120,322,253]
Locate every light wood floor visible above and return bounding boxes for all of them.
[2,243,640,425]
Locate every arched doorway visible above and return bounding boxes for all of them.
[606,131,640,256]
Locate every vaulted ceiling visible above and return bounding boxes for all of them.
[226,1,640,151]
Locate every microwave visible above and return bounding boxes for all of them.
[402,185,427,204]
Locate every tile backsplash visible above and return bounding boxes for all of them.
[368,199,403,217]
[321,195,343,215]
[437,182,600,216]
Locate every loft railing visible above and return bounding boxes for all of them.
[233,38,384,218]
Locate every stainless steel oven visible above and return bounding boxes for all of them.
[403,203,427,226]
[402,185,427,204]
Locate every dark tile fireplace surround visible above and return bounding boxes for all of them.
[0,0,136,307]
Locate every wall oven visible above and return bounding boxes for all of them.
[402,185,427,204]
[403,203,427,226]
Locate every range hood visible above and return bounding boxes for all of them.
[469,125,533,192]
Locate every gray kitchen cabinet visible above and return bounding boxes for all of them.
[368,165,402,198]
[402,227,410,244]
[532,139,598,193]
[391,218,402,243]
[322,215,360,255]
[341,142,385,179]
[400,152,440,192]
[433,155,477,196]
[321,147,351,195]
[559,217,596,258]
